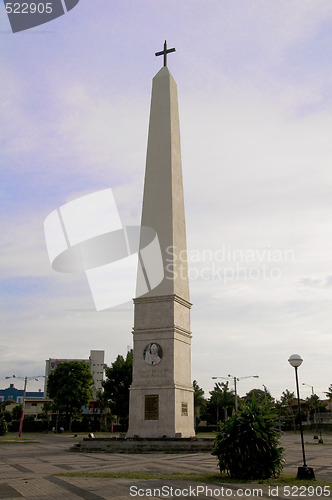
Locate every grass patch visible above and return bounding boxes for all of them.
[55,471,332,487]
[0,436,39,444]
[0,440,39,444]
[305,441,332,446]
[260,474,332,487]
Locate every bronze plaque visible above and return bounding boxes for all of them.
[144,394,159,420]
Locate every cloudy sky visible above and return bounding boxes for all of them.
[1,1,332,401]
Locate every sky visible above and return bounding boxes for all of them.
[1,0,332,402]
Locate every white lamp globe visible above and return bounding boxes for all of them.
[288,354,303,368]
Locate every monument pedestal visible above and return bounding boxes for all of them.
[127,294,195,438]
[70,437,214,454]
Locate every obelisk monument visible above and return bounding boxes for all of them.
[127,42,195,438]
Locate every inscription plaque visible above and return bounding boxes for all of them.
[181,402,188,416]
[144,394,159,420]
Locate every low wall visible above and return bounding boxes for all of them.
[70,437,215,454]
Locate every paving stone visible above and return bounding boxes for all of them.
[0,432,331,499]
[0,483,23,499]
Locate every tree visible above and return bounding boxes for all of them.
[212,397,284,480]
[0,400,15,412]
[244,388,274,405]
[306,394,327,420]
[103,350,133,428]
[41,401,54,429]
[47,360,94,431]
[325,384,332,400]
[279,389,296,405]
[204,382,235,424]
[2,411,12,423]
[12,405,22,421]
[95,389,112,431]
[278,389,297,430]
[193,380,205,428]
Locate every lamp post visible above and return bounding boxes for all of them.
[212,375,259,411]
[228,374,259,410]
[302,382,314,396]
[5,375,44,437]
[302,382,323,444]
[288,354,315,479]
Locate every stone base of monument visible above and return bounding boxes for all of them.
[69,436,214,454]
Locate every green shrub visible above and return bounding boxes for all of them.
[12,405,22,420]
[0,415,8,436]
[3,410,12,423]
[212,396,284,480]
[8,420,20,432]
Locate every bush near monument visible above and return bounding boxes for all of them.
[212,396,284,480]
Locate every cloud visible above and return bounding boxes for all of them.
[300,275,332,289]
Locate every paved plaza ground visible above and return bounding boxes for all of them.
[0,432,331,499]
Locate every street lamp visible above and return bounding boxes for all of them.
[288,354,315,479]
[212,375,259,411]
[302,382,314,396]
[5,375,44,437]
[228,374,259,410]
[302,382,323,444]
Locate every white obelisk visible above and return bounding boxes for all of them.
[127,43,195,438]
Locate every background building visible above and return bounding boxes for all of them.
[24,398,53,419]
[0,383,44,403]
[44,350,104,397]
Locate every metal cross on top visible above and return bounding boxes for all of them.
[155,40,176,67]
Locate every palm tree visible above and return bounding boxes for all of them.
[325,384,332,400]
[95,390,111,431]
[210,382,235,423]
[193,380,205,428]
[279,389,297,430]
[244,388,274,405]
